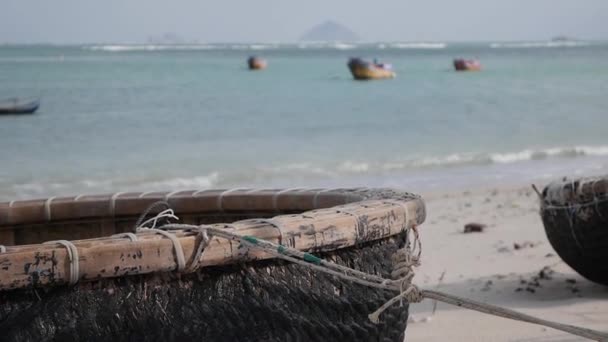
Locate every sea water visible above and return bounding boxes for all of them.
[0,41,607,200]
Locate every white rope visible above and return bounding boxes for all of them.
[109,192,124,217]
[134,209,210,272]
[154,222,608,341]
[217,188,248,211]
[137,223,211,272]
[43,240,79,285]
[182,226,211,272]
[272,188,305,211]
[369,285,423,323]
[44,196,56,221]
[421,290,608,341]
[134,207,186,271]
[0,245,6,253]
[138,191,154,198]
[163,190,184,202]
[137,209,178,229]
[137,227,187,271]
[111,233,138,241]
[192,189,211,196]
[253,219,285,245]
[161,224,390,286]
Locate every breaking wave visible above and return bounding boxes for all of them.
[387,42,447,49]
[4,146,607,201]
[84,44,282,52]
[398,145,608,168]
[241,145,608,179]
[85,44,222,52]
[7,173,220,200]
[85,42,451,52]
[490,41,590,49]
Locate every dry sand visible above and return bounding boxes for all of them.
[405,185,608,341]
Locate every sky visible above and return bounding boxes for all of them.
[1,0,607,44]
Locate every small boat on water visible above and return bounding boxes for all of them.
[348,57,396,80]
[539,175,608,285]
[247,56,267,70]
[0,97,40,114]
[453,58,482,71]
[0,188,426,341]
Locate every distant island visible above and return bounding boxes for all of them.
[147,32,197,45]
[551,35,578,42]
[300,20,360,42]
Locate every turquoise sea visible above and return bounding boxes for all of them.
[0,41,607,200]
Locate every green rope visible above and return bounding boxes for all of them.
[243,236,258,244]
[303,253,322,265]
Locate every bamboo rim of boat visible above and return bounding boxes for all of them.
[540,175,608,208]
[0,188,425,291]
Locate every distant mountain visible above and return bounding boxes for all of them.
[147,33,187,44]
[551,35,578,42]
[300,20,360,42]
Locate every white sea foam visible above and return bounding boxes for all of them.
[489,146,608,163]
[261,163,334,176]
[389,42,447,49]
[331,43,357,50]
[10,173,220,200]
[490,41,590,49]
[140,173,219,189]
[337,161,370,173]
[371,146,608,172]
[260,146,608,178]
[85,44,221,52]
[406,146,608,168]
[296,42,358,50]
[6,146,607,201]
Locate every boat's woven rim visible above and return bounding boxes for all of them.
[0,187,419,226]
[541,176,608,208]
[0,187,425,291]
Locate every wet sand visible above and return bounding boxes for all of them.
[406,185,608,341]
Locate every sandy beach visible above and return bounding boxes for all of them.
[406,185,608,341]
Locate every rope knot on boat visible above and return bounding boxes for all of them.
[134,200,426,324]
[370,226,423,323]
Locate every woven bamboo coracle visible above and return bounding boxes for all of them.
[0,188,425,341]
[540,176,608,286]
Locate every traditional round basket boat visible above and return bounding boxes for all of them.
[0,188,425,341]
[347,58,396,80]
[540,176,608,285]
[247,56,267,70]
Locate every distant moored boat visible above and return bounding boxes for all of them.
[247,56,267,70]
[347,57,396,80]
[453,58,482,71]
[0,98,40,115]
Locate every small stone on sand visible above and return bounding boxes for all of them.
[464,222,486,233]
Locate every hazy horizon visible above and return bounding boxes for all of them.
[1,0,607,44]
